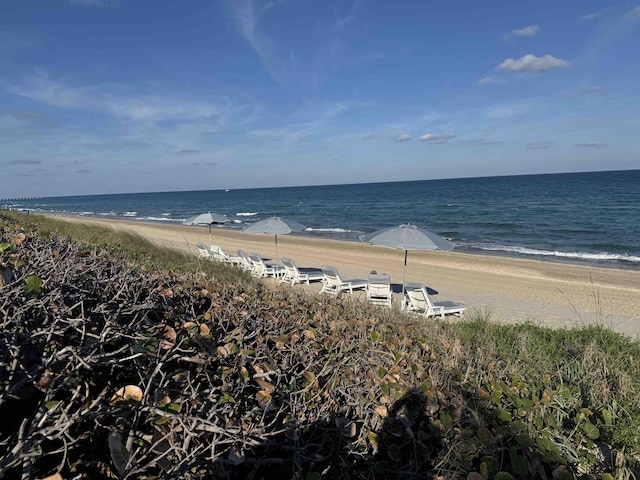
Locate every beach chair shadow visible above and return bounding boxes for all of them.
[390,283,437,295]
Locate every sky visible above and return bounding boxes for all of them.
[1,0,640,198]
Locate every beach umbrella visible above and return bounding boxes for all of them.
[359,223,454,288]
[183,212,230,239]
[242,216,305,265]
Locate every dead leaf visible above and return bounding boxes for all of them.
[111,385,143,404]
[256,390,272,407]
[374,406,388,418]
[256,378,275,393]
[39,474,63,480]
[12,233,26,245]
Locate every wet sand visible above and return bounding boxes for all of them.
[58,217,640,337]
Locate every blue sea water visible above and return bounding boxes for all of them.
[3,170,640,270]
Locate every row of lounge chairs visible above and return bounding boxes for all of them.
[195,242,466,318]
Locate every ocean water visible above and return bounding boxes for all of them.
[3,170,640,270]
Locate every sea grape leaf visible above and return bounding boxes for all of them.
[515,433,535,448]
[601,408,613,426]
[24,275,42,298]
[582,422,600,439]
[0,242,11,254]
[9,257,25,268]
[108,432,130,476]
[218,393,236,405]
[494,472,515,480]
[495,407,512,423]
[509,447,528,476]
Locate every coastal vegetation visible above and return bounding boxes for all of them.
[1,212,639,480]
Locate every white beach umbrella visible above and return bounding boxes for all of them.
[242,216,305,265]
[183,212,230,239]
[359,223,454,288]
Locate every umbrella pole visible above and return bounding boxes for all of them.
[208,224,212,241]
[275,234,279,265]
[402,250,408,293]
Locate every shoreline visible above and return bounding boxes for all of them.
[16,210,640,272]
[54,216,640,337]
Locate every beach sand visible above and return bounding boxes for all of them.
[57,217,640,337]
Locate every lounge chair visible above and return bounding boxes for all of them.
[367,273,393,307]
[280,258,324,285]
[210,245,243,265]
[320,265,368,296]
[196,242,212,259]
[248,253,285,278]
[236,249,255,272]
[402,282,467,319]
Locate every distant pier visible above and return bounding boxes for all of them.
[1,197,41,202]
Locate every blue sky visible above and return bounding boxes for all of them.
[2,0,639,197]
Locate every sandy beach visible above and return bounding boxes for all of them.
[57,216,640,337]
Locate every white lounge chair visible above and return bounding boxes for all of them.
[280,258,324,285]
[320,265,368,296]
[402,282,467,319]
[196,242,212,259]
[236,249,255,272]
[210,245,243,265]
[367,273,393,307]
[248,253,285,278]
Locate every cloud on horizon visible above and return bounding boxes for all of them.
[498,54,569,73]
[395,134,411,142]
[575,142,606,148]
[477,76,493,85]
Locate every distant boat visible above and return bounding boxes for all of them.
[225,189,230,192]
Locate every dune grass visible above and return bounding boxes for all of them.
[3,211,639,478]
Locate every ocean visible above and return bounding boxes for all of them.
[3,170,640,270]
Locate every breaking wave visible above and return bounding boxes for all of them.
[477,244,640,264]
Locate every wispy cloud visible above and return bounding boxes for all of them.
[581,12,601,21]
[526,141,554,149]
[575,142,606,148]
[476,76,493,85]
[5,71,241,124]
[625,6,640,21]
[229,0,349,95]
[231,0,287,89]
[563,84,605,98]
[498,54,569,73]
[502,25,539,40]
[419,133,455,143]
[7,159,43,165]
[395,134,411,142]
[464,139,502,145]
[336,0,360,28]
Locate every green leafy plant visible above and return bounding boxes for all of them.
[24,275,42,297]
